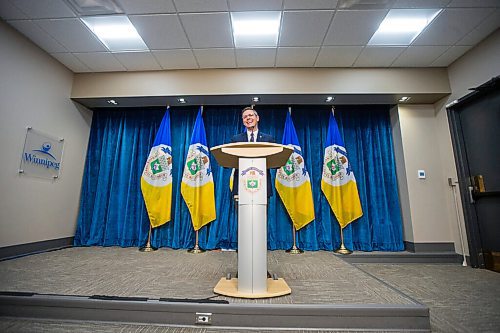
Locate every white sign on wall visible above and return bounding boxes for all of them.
[19,127,64,180]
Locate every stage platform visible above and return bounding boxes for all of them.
[0,247,430,331]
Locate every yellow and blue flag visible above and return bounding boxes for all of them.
[321,112,363,228]
[141,108,173,228]
[181,107,216,231]
[275,111,315,230]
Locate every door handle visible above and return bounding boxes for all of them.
[468,186,475,204]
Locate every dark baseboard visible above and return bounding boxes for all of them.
[404,241,455,253]
[340,251,465,264]
[0,237,73,261]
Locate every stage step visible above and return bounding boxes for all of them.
[0,293,430,331]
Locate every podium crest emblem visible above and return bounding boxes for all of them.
[241,166,264,193]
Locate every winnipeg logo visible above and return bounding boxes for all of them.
[33,142,56,160]
[241,166,264,193]
[24,141,60,170]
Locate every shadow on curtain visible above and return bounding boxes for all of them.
[74,105,403,251]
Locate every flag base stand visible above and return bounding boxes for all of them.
[139,244,157,252]
[188,230,205,253]
[286,245,304,254]
[335,243,352,255]
[286,227,304,254]
[187,244,205,254]
[214,277,291,299]
[139,226,157,252]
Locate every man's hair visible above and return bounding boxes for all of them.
[241,106,258,117]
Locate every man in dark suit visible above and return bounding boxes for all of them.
[230,106,275,197]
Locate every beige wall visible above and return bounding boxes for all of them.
[72,67,450,99]
[395,104,453,243]
[0,21,92,247]
[390,106,413,242]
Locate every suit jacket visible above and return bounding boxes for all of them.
[230,131,275,197]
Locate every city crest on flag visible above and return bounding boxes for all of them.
[322,145,352,186]
[141,108,173,228]
[275,111,315,230]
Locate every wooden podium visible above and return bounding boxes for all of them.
[211,142,293,298]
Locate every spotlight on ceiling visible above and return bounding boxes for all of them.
[252,97,260,102]
[325,96,334,102]
[107,99,118,105]
[399,96,411,102]
[178,98,186,104]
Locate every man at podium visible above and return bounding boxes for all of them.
[230,107,275,197]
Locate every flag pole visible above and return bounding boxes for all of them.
[286,226,304,254]
[188,230,205,253]
[139,224,157,252]
[335,226,352,255]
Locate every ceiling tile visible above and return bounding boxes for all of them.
[430,45,472,66]
[276,47,320,67]
[354,46,406,67]
[11,0,76,19]
[0,1,28,20]
[324,10,388,45]
[447,0,500,8]
[116,0,176,14]
[393,0,451,8]
[283,0,338,10]
[36,18,107,52]
[9,20,67,53]
[412,8,492,46]
[180,13,233,48]
[113,52,162,71]
[173,0,228,12]
[152,49,198,69]
[315,46,363,67]
[235,48,276,67]
[129,14,190,50]
[228,0,283,11]
[74,52,127,72]
[456,9,500,46]
[391,46,449,67]
[193,49,236,68]
[279,10,334,47]
[50,52,91,72]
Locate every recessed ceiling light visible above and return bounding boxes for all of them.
[399,96,411,102]
[231,11,281,48]
[178,98,186,104]
[81,15,148,52]
[368,9,441,45]
[107,99,118,105]
[252,97,260,102]
[325,96,334,102]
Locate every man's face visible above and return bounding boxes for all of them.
[242,109,259,130]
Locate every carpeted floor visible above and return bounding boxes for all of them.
[0,247,499,332]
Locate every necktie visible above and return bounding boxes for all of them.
[250,132,254,142]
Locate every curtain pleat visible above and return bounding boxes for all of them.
[74,105,403,251]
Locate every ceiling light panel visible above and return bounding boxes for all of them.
[368,9,442,45]
[81,15,148,51]
[231,11,281,48]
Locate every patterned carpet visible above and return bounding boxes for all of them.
[0,247,414,305]
[1,247,499,332]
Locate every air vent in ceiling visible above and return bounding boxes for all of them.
[64,0,123,16]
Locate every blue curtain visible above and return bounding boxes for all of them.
[74,105,403,251]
